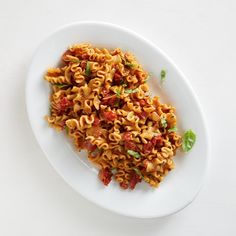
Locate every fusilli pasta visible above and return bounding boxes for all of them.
[44,43,182,190]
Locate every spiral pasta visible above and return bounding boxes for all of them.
[44,43,182,190]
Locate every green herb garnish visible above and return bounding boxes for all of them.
[70,58,80,63]
[125,62,137,68]
[124,88,139,94]
[160,69,166,83]
[182,129,196,152]
[127,150,141,159]
[160,118,167,128]
[132,167,143,179]
[116,90,121,98]
[85,61,91,76]
[54,83,69,88]
[168,126,178,132]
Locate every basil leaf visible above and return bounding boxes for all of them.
[132,167,143,179]
[160,69,166,83]
[54,83,69,88]
[127,150,141,159]
[182,129,196,152]
[125,62,136,68]
[70,58,80,63]
[168,126,178,132]
[116,90,121,98]
[85,61,91,76]
[160,118,167,128]
[124,88,139,94]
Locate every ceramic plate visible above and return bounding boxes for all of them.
[26,21,209,218]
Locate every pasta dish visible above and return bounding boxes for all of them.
[44,43,183,190]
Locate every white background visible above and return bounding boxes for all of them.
[1,0,236,235]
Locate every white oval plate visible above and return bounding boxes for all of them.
[26,21,209,218]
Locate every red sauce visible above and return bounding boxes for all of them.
[98,168,112,186]
[143,135,163,154]
[102,95,117,107]
[151,135,163,147]
[82,140,97,152]
[143,141,153,154]
[137,111,148,120]
[123,132,132,141]
[120,182,129,189]
[129,172,142,189]
[93,117,100,126]
[124,141,138,151]
[113,71,123,85]
[58,97,73,111]
[103,111,117,122]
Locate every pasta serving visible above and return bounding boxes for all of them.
[44,43,182,190]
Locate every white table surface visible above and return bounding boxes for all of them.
[1,0,236,235]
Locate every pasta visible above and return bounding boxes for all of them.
[44,43,182,190]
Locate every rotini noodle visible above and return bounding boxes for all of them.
[44,43,182,190]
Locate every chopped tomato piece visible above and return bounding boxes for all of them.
[151,135,163,147]
[58,97,73,111]
[102,95,117,106]
[108,97,118,107]
[123,132,132,142]
[113,71,123,85]
[93,117,100,126]
[82,140,97,152]
[124,141,138,151]
[102,89,120,107]
[98,168,112,186]
[143,135,163,154]
[129,172,142,189]
[81,54,89,60]
[143,141,154,154]
[103,111,117,122]
[74,48,83,55]
[120,182,129,189]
